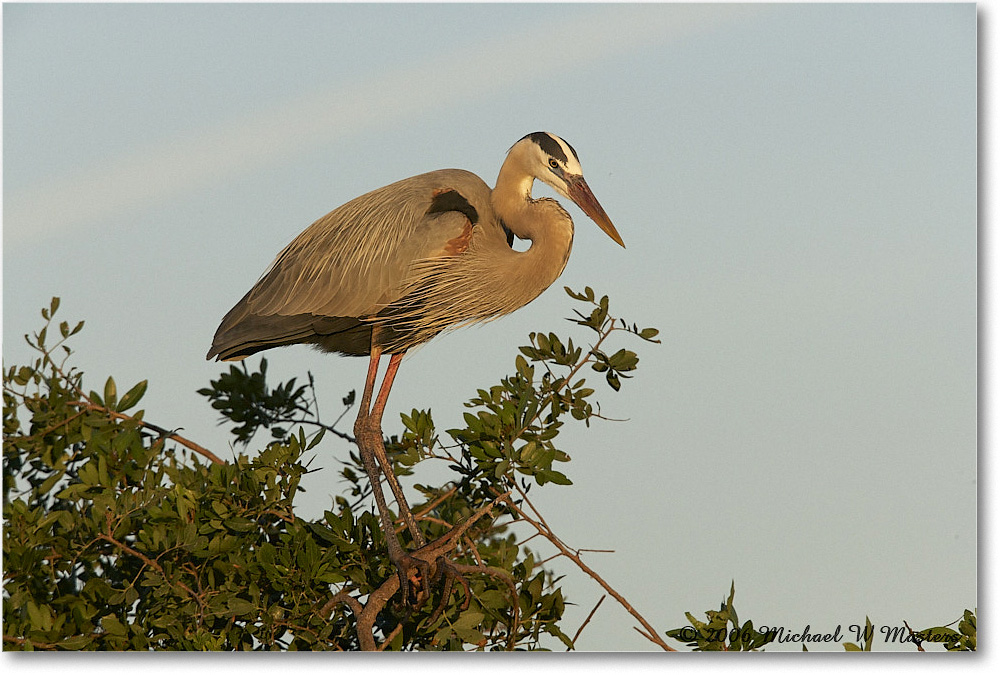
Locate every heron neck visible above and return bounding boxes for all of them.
[491,167,574,291]
[492,163,536,239]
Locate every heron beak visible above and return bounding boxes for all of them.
[566,176,625,248]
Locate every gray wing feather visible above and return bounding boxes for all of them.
[248,169,486,317]
[207,169,490,360]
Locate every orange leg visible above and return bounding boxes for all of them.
[357,345,384,419]
[353,346,429,604]
[370,352,404,427]
[353,349,402,544]
[365,351,425,546]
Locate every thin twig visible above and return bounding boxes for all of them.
[393,486,460,535]
[633,625,658,643]
[463,534,485,568]
[263,508,295,524]
[11,406,87,443]
[96,533,202,608]
[377,622,405,651]
[570,594,606,649]
[508,314,619,444]
[498,487,676,652]
[2,634,63,650]
[286,416,355,443]
[903,620,926,652]
[413,486,459,520]
[75,400,225,465]
[539,551,566,566]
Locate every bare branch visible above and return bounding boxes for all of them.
[498,487,676,652]
[570,594,606,649]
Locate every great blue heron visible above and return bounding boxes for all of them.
[207,131,623,606]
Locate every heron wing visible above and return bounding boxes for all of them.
[207,169,491,359]
[246,168,488,318]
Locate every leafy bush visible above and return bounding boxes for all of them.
[3,290,660,650]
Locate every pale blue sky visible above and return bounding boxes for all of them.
[2,2,978,653]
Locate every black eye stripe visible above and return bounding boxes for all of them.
[523,131,571,164]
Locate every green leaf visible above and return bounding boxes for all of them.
[27,601,52,631]
[14,365,33,385]
[227,598,255,616]
[59,635,94,650]
[102,615,128,636]
[316,569,346,584]
[306,427,326,451]
[224,517,258,532]
[608,349,638,371]
[536,332,550,353]
[536,469,572,486]
[924,626,960,642]
[38,470,66,496]
[116,380,148,412]
[960,613,976,638]
[454,627,486,645]
[453,610,485,631]
[606,372,621,391]
[104,377,118,409]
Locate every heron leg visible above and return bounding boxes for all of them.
[369,358,473,618]
[354,347,429,606]
[354,347,402,547]
[367,352,426,547]
[355,344,383,424]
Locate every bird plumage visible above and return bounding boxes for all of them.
[207,132,622,361]
[205,133,623,610]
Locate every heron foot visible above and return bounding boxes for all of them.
[426,556,471,624]
[390,550,471,622]
[391,552,433,608]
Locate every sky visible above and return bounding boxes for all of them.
[1,0,981,657]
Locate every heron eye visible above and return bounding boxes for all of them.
[548,158,559,169]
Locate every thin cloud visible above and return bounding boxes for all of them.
[4,4,757,245]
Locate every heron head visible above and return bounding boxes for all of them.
[509,132,625,248]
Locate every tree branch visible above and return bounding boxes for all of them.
[75,400,225,465]
[340,491,510,651]
[498,487,676,652]
[570,594,606,649]
[96,532,203,610]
